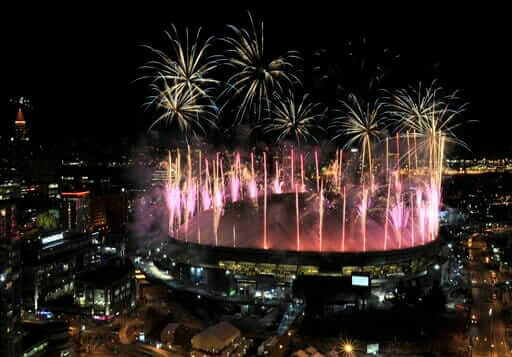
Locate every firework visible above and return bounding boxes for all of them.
[387,81,466,142]
[330,94,385,183]
[219,12,301,123]
[387,80,468,186]
[262,91,325,144]
[141,25,220,98]
[145,78,218,138]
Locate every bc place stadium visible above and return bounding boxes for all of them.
[142,146,448,306]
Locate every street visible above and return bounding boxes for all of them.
[468,238,510,356]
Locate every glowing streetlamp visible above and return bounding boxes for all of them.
[343,343,354,354]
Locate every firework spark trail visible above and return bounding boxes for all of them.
[358,186,369,252]
[342,185,346,252]
[220,13,301,124]
[338,150,343,191]
[389,201,409,249]
[319,180,324,252]
[334,150,339,190]
[410,191,414,247]
[198,151,202,189]
[395,172,403,248]
[185,181,197,233]
[296,183,300,251]
[407,131,411,172]
[300,154,305,192]
[230,170,240,203]
[273,160,282,194]
[290,148,295,190]
[384,177,391,250]
[416,189,425,244]
[385,137,389,176]
[414,131,418,171]
[396,132,400,170]
[263,152,268,249]
[315,150,320,192]
[249,152,258,199]
[426,180,440,242]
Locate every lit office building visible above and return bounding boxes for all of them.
[0,201,23,357]
[0,181,20,201]
[47,183,59,200]
[61,191,90,233]
[90,192,128,233]
[22,230,101,310]
[74,258,135,320]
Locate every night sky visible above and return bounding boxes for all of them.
[2,4,509,156]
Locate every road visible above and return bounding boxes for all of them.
[468,238,510,356]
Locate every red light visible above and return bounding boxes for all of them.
[61,191,90,197]
[455,304,465,310]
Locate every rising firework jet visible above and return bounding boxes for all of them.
[219,12,301,124]
[145,77,218,138]
[141,25,220,98]
[263,91,326,144]
[330,94,385,183]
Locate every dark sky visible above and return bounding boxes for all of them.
[2,3,510,156]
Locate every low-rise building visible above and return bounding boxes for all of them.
[191,321,251,357]
[74,258,135,319]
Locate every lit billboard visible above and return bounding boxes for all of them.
[351,274,370,287]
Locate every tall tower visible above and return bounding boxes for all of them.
[0,201,22,357]
[14,108,27,141]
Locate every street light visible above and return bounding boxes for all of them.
[343,344,354,354]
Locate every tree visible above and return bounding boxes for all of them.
[35,212,57,231]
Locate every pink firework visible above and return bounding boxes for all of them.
[186,182,197,216]
[230,172,240,203]
[416,189,426,244]
[273,160,282,194]
[357,186,369,252]
[201,186,211,210]
[388,201,410,249]
[248,179,258,199]
[426,181,440,241]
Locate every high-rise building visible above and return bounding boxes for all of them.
[0,181,20,201]
[90,192,128,233]
[22,230,101,310]
[14,109,27,142]
[61,191,91,234]
[0,201,23,357]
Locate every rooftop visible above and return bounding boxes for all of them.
[191,321,240,353]
[78,258,134,287]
